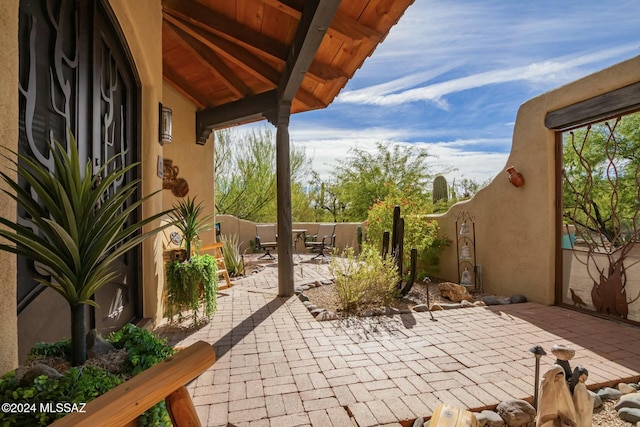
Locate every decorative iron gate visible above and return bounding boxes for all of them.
[17,0,141,358]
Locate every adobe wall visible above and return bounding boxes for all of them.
[433,55,640,304]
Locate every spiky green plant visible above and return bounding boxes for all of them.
[168,196,215,260]
[220,233,244,276]
[0,137,171,366]
[432,175,448,204]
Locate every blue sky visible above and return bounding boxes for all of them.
[241,0,640,185]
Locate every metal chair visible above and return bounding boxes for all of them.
[255,224,278,260]
[304,224,336,260]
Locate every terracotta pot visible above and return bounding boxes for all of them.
[506,166,524,187]
[172,178,189,197]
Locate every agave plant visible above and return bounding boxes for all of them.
[0,137,170,366]
[168,196,215,259]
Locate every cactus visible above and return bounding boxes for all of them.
[380,205,416,296]
[433,175,448,204]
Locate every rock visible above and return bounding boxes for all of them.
[412,416,424,427]
[302,301,313,307]
[316,311,338,321]
[439,303,463,310]
[474,411,488,427]
[298,294,309,302]
[321,280,333,285]
[305,304,318,311]
[299,285,310,291]
[17,363,63,386]
[597,387,623,400]
[430,303,443,311]
[460,299,474,308]
[473,300,487,307]
[413,304,430,312]
[495,399,535,427]
[509,294,527,304]
[310,308,326,316]
[480,409,505,427]
[438,282,473,302]
[550,343,575,361]
[619,383,638,394]
[589,390,603,409]
[482,295,502,306]
[629,383,640,390]
[87,329,116,358]
[619,407,640,423]
[381,306,400,315]
[615,393,640,411]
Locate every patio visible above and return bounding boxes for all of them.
[156,254,640,427]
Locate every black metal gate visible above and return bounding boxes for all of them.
[17,0,141,359]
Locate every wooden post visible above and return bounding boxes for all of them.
[274,101,294,297]
[166,385,202,426]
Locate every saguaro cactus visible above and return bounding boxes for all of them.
[432,175,448,204]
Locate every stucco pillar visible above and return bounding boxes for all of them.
[274,101,294,297]
[0,0,20,373]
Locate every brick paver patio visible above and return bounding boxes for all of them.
[156,255,640,426]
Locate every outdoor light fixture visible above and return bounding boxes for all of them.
[159,103,173,145]
[529,345,547,409]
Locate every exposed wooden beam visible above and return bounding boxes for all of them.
[307,60,348,83]
[162,61,208,109]
[163,0,289,63]
[164,13,280,86]
[262,0,382,42]
[545,82,640,130]
[196,90,278,143]
[164,21,251,98]
[279,0,341,102]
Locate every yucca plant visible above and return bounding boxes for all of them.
[0,137,171,366]
[220,233,244,276]
[168,196,215,260]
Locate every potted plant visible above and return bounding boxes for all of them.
[0,137,170,366]
[165,197,218,324]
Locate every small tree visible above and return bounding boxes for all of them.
[0,138,170,365]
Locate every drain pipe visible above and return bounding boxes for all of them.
[529,345,547,409]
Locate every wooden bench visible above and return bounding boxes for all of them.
[50,341,215,427]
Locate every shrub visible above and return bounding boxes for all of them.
[365,193,449,277]
[219,234,244,276]
[330,247,399,315]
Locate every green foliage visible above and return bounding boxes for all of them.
[331,142,433,221]
[165,254,218,324]
[214,127,311,222]
[0,136,170,366]
[329,247,399,315]
[0,325,174,426]
[563,112,640,246]
[168,196,215,260]
[365,193,450,277]
[219,234,244,276]
[108,324,175,376]
[432,175,448,203]
[27,339,71,361]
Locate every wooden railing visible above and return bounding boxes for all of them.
[50,341,215,427]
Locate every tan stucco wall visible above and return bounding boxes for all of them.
[109,0,166,324]
[0,0,19,373]
[215,215,362,255]
[161,82,216,247]
[434,55,640,304]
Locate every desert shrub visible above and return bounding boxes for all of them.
[220,234,244,276]
[365,193,449,277]
[330,247,399,315]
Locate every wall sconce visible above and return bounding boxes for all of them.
[506,166,524,187]
[159,103,172,145]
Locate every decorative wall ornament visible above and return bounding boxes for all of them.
[163,158,189,197]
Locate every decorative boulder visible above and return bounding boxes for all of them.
[17,363,62,386]
[87,329,116,358]
[550,343,575,361]
[438,282,473,302]
[482,295,502,306]
[596,387,623,400]
[618,407,640,423]
[618,383,637,394]
[316,311,338,321]
[480,409,505,427]
[509,294,527,304]
[412,304,430,312]
[495,399,535,427]
[615,393,640,411]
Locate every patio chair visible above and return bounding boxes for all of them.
[255,224,278,260]
[304,224,336,260]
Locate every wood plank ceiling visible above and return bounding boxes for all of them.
[162,0,415,142]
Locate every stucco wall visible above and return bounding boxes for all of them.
[109,0,165,324]
[434,55,640,304]
[0,0,19,373]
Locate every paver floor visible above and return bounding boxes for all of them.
[156,255,640,427]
